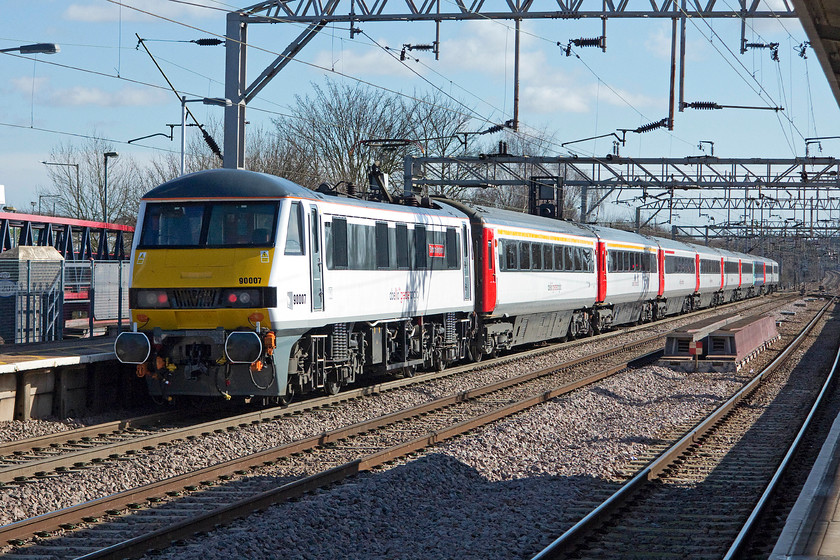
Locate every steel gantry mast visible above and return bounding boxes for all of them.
[222,0,798,169]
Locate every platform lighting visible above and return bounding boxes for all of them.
[38,194,60,215]
[0,43,60,54]
[103,152,119,223]
[180,97,231,175]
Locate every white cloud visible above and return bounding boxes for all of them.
[64,1,219,23]
[10,76,49,94]
[48,86,168,107]
[522,83,591,113]
[310,41,419,78]
[439,21,525,77]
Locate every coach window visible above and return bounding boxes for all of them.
[284,202,305,255]
[505,241,518,271]
[543,245,553,271]
[554,246,564,271]
[414,225,427,269]
[519,242,531,270]
[396,224,409,269]
[531,243,542,270]
[563,247,573,272]
[583,249,593,272]
[446,228,459,269]
[376,222,390,269]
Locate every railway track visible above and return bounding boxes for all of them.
[531,296,838,560]
[0,333,665,555]
[0,297,800,558]
[0,294,792,490]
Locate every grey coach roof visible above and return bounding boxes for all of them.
[143,169,313,200]
[142,169,468,220]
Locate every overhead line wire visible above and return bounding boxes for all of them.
[675,1,807,146]
[108,0,501,127]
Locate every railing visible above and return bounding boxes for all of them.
[0,259,64,344]
[0,260,131,345]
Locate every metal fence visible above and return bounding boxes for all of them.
[0,260,130,345]
[0,260,64,344]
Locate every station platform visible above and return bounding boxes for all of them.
[0,335,116,375]
[772,411,840,559]
[0,334,124,421]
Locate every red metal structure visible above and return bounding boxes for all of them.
[0,212,134,260]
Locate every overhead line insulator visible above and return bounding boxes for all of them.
[199,126,223,161]
[684,101,722,110]
[191,38,225,47]
[571,37,604,48]
[634,118,669,133]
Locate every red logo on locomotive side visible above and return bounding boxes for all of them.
[428,244,445,258]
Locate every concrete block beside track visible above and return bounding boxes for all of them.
[0,372,15,421]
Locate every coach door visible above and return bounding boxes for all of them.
[310,207,324,311]
[462,224,471,300]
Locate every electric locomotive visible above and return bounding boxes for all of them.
[115,169,475,402]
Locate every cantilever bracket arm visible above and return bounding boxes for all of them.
[243,20,329,103]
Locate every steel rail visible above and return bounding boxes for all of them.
[530,297,835,560]
[0,411,180,457]
[722,307,840,559]
[0,337,661,548]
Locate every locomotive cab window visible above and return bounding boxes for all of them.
[140,203,204,247]
[209,202,277,248]
[284,202,305,255]
[139,202,278,249]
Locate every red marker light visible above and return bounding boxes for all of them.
[156,293,168,304]
[227,293,238,303]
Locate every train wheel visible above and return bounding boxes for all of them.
[278,383,295,407]
[402,366,416,378]
[468,340,483,363]
[434,350,447,372]
[325,373,342,396]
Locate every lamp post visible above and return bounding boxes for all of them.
[42,161,79,215]
[38,194,60,215]
[103,152,118,223]
[0,43,60,55]
[180,96,231,175]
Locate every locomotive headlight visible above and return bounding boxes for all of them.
[225,331,263,364]
[221,289,260,308]
[114,332,151,364]
[135,289,170,309]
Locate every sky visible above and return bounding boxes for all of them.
[1,0,839,226]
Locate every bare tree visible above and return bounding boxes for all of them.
[245,125,316,186]
[40,135,145,225]
[274,80,414,191]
